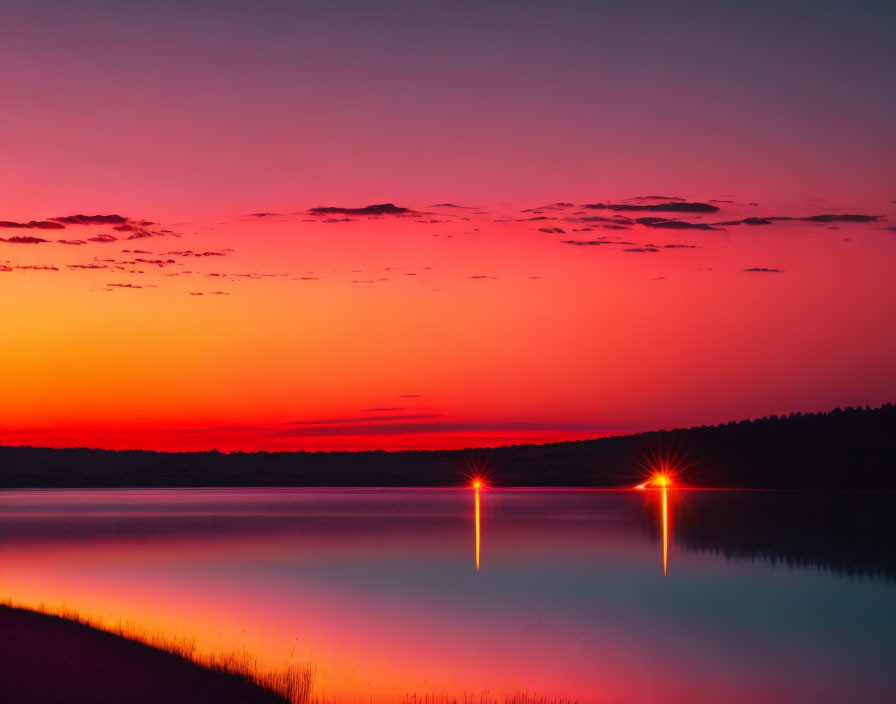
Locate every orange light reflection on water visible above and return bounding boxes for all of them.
[635,471,674,575]
[472,478,484,570]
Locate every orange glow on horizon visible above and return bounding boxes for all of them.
[3,204,894,454]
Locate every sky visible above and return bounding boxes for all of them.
[1,0,895,451]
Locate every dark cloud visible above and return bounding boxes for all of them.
[560,239,614,246]
[166,250,229,257]
[624,247,661,253]
[285,413,439,426]
[636,218,719,230]
[398,394,421,398]
[468,275,498,279]
[578,216,634,225]
[57,239,87,245]
[719,214,881,225]
[52,214,128,226]
[538,227,566,234]
[430,203,475,209]
[107,282,142,288]
[663,244,698,248]
[521,203,575,213]
[0,220,65,230]
[308,203,415,216]
[87,234,118,243]
[805,214,881,223]
[1,236,49,244]
[715,217,774,226]
[629,195,685,201]
[584,201,719,213]
[272,419,611,438]
[743,267,783,273]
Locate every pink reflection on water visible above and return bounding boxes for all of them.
[1,489,894,703]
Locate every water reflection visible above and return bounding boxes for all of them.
[662,485,668,576]
[473,481,481,571]
[636,472,675,576]
[0,489,894,702]
[639,484,674,576]
[673,491,896,581]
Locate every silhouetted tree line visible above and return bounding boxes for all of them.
[1,403,893,488]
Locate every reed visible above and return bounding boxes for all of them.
[4,600,576,704]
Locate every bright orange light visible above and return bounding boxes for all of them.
[633,473,672,490]
[472,479,483,489]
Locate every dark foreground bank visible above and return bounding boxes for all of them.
[0,605,287,704]
[1,403,893,489]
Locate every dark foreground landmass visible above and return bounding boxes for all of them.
[0,605,286,704]
[1,403,893,489]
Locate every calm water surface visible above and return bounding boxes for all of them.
[1,488,894,703]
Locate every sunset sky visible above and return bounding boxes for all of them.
[2,0,895,451]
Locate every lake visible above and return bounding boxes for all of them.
[1,488,894,703]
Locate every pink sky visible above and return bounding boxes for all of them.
[1,0,894,451]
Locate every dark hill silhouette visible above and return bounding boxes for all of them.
[1,403,893,489]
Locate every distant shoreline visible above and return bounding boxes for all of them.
[1,403,893,490]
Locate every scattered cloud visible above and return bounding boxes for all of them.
[584,201,719,213]
[636,218,718,230]
[52,214,129,226]
[1,236,49,244]
[0,220,65,230]
[743,267,783,273]
[714,217,773,226]
[285,413,440,425]
[308,203,416,216]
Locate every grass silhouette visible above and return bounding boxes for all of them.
[2,599,314,704]
[4,599,576,704]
